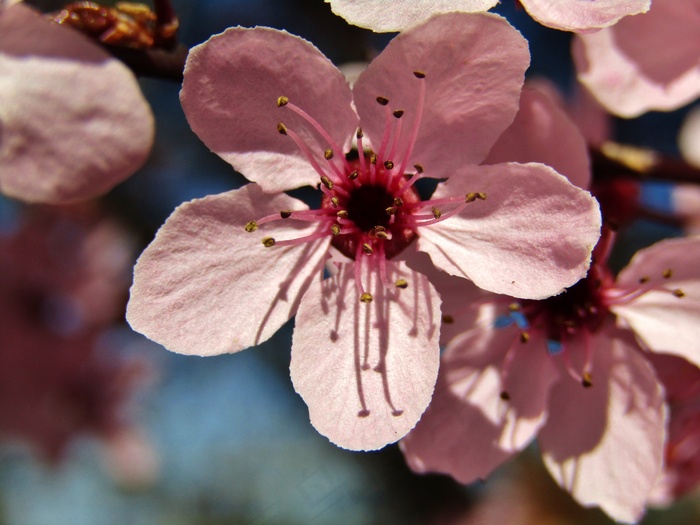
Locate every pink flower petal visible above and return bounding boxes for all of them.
[290,260,441,450]
[352,13,529,179]
[325,0,498,32]
[573,0,700,117]
[127,184,330,356]
[180,27,358,193]
[401,314,557,482]
[539,327,665,523]
[521,0,650,32]
[612,237,700,367]
[485,87,591,190]
[417,162,601,299]
[0,4,153,203]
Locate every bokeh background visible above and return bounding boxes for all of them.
[2,1,699,524]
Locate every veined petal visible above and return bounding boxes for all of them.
[353,13,528,178]
[485,87,591,190]
[325,0,498,32]
[417,163,601,299]
[401,312,557,482]
[180,26,358,193]
[521,0,650,32]
[612,237,700,367]
[539,327,665,523]
[0,4,154,203]
[574,0,700,117]
[127,184,330,356]
[290,260,441,451]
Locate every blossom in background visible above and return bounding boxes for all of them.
[574,0,700,117]
[0,202,154,484]
[325,0,650,33]
[127,13,601,451]
[0,3,154,203]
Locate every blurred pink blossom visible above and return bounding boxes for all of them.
[127,13,601,451]
[325,0,649,32]
[574,0,700,117]
[0,3,154,203]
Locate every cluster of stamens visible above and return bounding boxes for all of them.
[244,71,487,302]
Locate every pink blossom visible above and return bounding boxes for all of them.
[325,0,649,33]
[574,0,700,117]
[127,13,601,450]
[0,204,147,463]
[401,232,700,522]
[0,3,154,203]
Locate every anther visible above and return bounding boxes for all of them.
[393,197,403,207]
[662,268,673,279]
[331,197,339,207]
[639,276,650,284]
[360,293,373,303]
[431,207,442,219]
[673,289,686,298]
[321,176,334,190]
[262,237,276,247]
[280,211,292,219]
[369,153,378,165]
[376,231,389,240]
[582,372,593,388]
[245,221,258,232]
[500,391,511,401]
[520,331,530,343]
[384,160,394,170]
[386,207,397,215]
[337,210,349,219]
[509,303,521,311]
[414,164,424,173]
[393,109,404,118]
[374,226,387,232]
[395,279,408,289]
[276,96,289,107]
[276,122,287,135]
[413,71,426,79]
[362,243,373,254]
[466,192,487,202]
[324,149,334,160]
[356,128,364,138]
[442,314,454,324]
[348,170,359,180]
[376,96,389,106]
[331,224,341,236]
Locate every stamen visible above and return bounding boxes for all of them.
[321,176,334,190]
[262,237,275,247]
[360,293,373,303]
[431,207,441,219]
[276,96,289,107]
[336,210,349,219]
[245,221,258,232]
[395,278,408,289]
[331,224,341,236]
[673,289,686,298]
[362,243,373,255]
[466,192,487,202]
[384,160,394,170]
[279,124,339,184]
[280,210,292,219]
[662,268,673,279]
[442,314,454,324]
[376,96,389,106]
[396,72,426,176]
[393,197,403,207]
[324,149,334,160]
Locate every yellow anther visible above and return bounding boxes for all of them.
[466,192,487,202]
[362,243,373,254]
[331,197,339,207]
[374,226,386,232]
[413,70,426,79]
[262,237,276,247]
[280,210,292,219]
[356,128,364,138]
[386,206,397,215]
[582,372,593,388]
[639,276,650,284]
[337,210,349,218]
[321,176,334,190]
[384,160,394,170]
[442,314,454,324]
[520,331,530,343]
[276,122,287,135]
[348,170,359,180]
[508,303,521,311]
[413,164,424,173]
[324,149,334,160]
[369,153,378,165]
[393,197,403,207]
[376,96,389,106]
[331,223,341,236]
[395,279,408,289]
[393,109,404,118]
[662,268,673,279]
[276,96,289,107]
[376,231,389,240]
[244,221,258,232]
[673,289,686,298]
[431,207,441,219]
[360,292,373,303]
